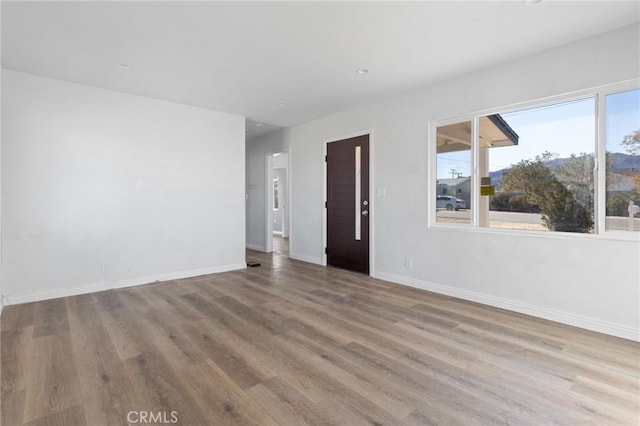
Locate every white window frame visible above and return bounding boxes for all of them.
[429,114,477,228]
[429,79,640,241]
[598,81,640,235]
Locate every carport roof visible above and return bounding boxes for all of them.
[436,114,519,153]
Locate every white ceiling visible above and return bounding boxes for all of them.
[3,1,639,139]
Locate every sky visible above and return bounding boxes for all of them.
[606,88,640,152]
[491,97,595,172]
[436,88,640,179]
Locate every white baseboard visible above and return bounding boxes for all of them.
[373,271,639,342]
[246,243,266,252]
[289,252,324,266]
[3,262,247,306]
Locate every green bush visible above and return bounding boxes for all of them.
[490,192,511,211]
[490,192,540,213]
[509,194,539,213]
[542,194,593,232]
[500,153,593,233]
[607,192,640,216]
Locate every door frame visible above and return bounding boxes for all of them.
[265,148,291,253]
[322,129,375,274]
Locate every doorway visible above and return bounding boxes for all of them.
[326,134,370,274]
[267,151,289,256]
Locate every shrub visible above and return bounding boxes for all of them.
[500,153,593,233]
[607,192,640,216]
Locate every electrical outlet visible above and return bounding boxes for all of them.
[101,263,111,273]
[404,257,413,269]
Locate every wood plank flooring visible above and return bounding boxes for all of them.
[2,248,639,425]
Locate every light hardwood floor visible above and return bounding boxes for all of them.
[1,248,639,425]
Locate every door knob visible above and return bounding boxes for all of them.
[362,210,369,216]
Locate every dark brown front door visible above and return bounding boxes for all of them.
[326,135,370,274]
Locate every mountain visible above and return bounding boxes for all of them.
[608,152,640,170]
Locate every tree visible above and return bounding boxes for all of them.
[621,129,640,155]
[607,129,640,199]
[621,129,640,197]
[499,152,594,233]
[554,153,594,210]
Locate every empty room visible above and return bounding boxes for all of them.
[1,1,639,425]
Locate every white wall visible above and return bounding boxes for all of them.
[248,24,640,340]
[2,70,246,303]
[0,3,3,317]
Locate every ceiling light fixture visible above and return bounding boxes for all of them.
[276,102,287,107]
[356,68,369,75]
[118,63,129,69]
[255,122,264,127]
[524,0,544,5]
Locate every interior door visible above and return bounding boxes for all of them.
[326,134,370,274]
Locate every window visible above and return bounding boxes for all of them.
[483,99,595,233]
[430,82,640,235]
[435,120,472,224]
[605,89,640,232]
